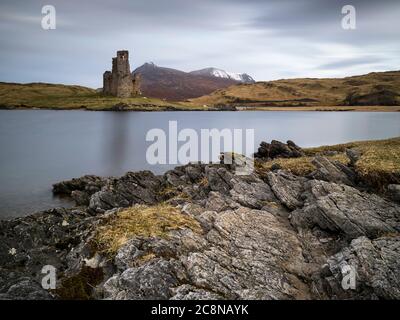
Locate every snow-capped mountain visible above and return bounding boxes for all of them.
[132,63,255,100]
[190,67,255,84]
[133,63,241,101]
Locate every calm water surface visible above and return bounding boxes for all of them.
[0,110,399,218]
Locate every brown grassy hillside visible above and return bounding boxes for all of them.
[0,82,201,110]
[189,71,400,108]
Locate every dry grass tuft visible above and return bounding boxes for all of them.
[94,203,202,255]
[305,138,400,188]
[158,185,192,201]
[256,154,349,176]
[198,176,209,187]
[257,137,400,189]
[354,138,400,188]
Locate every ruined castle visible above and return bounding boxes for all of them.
[103,50,141,98]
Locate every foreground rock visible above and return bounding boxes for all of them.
[1,140,399,300]
[254,140,305,159]
[388,184,400,203]
[291,180,400,239]
[308,156,356,186]
[104,205,310,300]
[267,170,305,210]
[89,171,163,213]
[315,236,400,299]
[0,208,101,299]
[53,175,107,206]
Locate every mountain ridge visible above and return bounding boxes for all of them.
[189,67,255,83]
[132,63,254,101]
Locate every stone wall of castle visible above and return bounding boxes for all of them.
[132,73,141,96]
[103,50,140,98]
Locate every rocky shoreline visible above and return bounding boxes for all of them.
[1,140,399,300]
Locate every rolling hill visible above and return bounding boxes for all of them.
[0,82,199,111]
[189,70,400,108]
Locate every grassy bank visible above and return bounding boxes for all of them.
[0,82,203,111]
[256,137,400,189]
[238,105,400,112]
[2,81,399,112]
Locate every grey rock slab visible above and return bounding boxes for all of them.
[267,170,306,210]
[291,180,400,239]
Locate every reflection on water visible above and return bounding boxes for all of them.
[102,112,129,176]
[0,110,399,218]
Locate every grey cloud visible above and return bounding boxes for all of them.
[0,0,399,87]
[248,0,400,40]
[318,56,385,70]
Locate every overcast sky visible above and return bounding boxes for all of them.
[0,0,399,88]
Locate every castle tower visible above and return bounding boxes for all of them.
[132,73,141,96]
[102,50,140,98]
[103,71,112,94]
